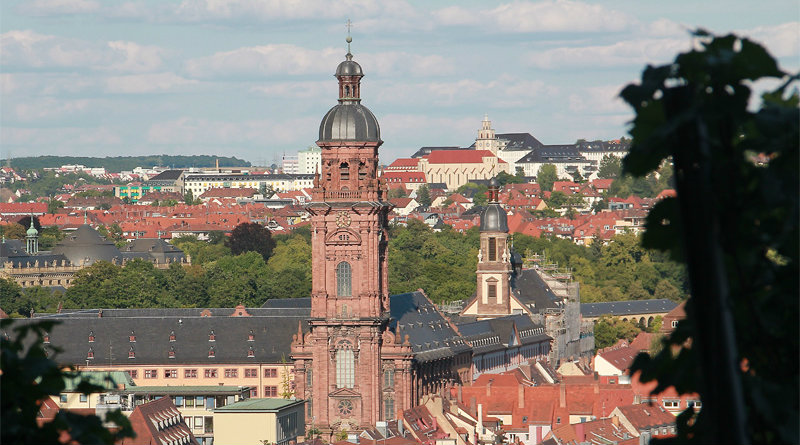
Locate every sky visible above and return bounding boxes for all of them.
[1,1,798,166]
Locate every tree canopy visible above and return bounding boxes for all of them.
[225,222,276,261]
[536,164,558,191]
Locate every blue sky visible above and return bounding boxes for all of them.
[1,0,797,165]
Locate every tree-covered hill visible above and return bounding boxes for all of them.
[4,155,251,172]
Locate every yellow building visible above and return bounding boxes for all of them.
[213,398,305,445]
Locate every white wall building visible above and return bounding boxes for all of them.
[183,174,313,197]
[297,146,322,174]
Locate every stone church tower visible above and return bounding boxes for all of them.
[475,178,513,315]
[291,39,413,436]
[475,114,499,154]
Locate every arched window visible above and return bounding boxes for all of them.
[337,262,352,297]
[340,163,350,181]
[345,85,350,97]
[336,343,355,389]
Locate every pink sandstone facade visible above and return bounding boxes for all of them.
[290,45,414,436]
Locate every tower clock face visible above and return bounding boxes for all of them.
[335,211,351,228]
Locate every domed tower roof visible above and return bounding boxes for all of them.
[51,224,123,265]
[480,178,509,233]
[26,218,38,237]
[318,37,381,143]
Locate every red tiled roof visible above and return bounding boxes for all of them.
[423,150,502,164]
[200,187,258,198]
[387,158,420,168]
[0,202,48,214]
[616,403,676,430]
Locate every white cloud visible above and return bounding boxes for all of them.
[17,0,100,16]
[184,45,456,80]
[567,85,629,114]
[527,37,691,69]
[171,0,380,23]
[105,72,198,94]
[250,81,329,99]
[1,126,122,147]
[430,1,637,34]
[0,73,98,96]
[432,6,479,27]
[14,98,93,122]
[0,30,165,73]
[146,116,319,146]
[740,22,800,62]
[184,45,342,79]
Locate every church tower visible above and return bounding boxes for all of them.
[475,178,512,315]
[291,35,413,436]
[476,114,499,154]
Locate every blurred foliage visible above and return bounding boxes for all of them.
[623,32,798,444]
[1,319,134,444]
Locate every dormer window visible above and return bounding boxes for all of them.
[168,346,176,359]
[88,331,95,342]
[208,347,215,358]
[87,348,94,360]
[247,346,255,358]
[43,333,50,344]
[169,331,176,342]
[209,330,215,342]
[248,330,255,341]
[128,347,135,359]
[129,331,136,342]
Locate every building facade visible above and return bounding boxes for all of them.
[298,146,323,174]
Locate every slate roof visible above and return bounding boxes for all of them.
[580,299,678,318]
[467,133,544,151]
[50,224,124,265]
[390,292,471,362]
[510,269,564,313]
[17,308,310,365]
[146,170,184,182]
[456,314,549,354]
[518,145,590,164]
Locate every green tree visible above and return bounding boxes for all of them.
[546,191,567,209]
[622,32,798,444]
[0,277,24,316]
[495,171,525,186]
[593,316,641,350]
[47,199,64,214]
[226,222,276,261]
[1,319,134,444]
[598,155,622,179]
[416,185,432,206]
[536,164,558,192]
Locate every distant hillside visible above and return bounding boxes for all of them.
[3,155,251,172]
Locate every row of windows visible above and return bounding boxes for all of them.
[131,368,279,379]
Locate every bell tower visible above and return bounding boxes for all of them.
[292,33,412,437]
[475,178,512,315]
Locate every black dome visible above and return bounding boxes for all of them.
[480,203,509,233]
[318,103,381,142]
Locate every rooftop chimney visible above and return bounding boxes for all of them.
[518,385,525,409]
[487,379,493,397]
[559,382,566,408]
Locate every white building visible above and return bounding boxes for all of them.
[183,173,313,197]
[281,154,299,174]
[297,146,322,174]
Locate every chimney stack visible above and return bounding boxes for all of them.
[518,385,525,409]
[559,382,566,408]
[487,379,493,397]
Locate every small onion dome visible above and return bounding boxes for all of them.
[318,103,381,142]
